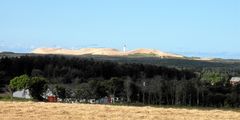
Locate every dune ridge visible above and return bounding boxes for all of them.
[32,47,184,58]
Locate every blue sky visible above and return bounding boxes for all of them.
[0,0,239,58]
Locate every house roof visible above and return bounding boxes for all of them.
[230,77,240,82]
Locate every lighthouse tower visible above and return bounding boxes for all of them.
[123,44,126,53]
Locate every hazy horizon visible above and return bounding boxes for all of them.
[0,0,239,59]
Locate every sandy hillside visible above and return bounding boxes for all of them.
[127,48,183,58]
[32,47,184,58]
[1,101,240,120]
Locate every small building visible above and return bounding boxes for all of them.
[13,89,31,99]
[47,96,57,102]
[96,96,110,104]
[43,88,58,102]
[42,88,54,99]
[230,77,240,86]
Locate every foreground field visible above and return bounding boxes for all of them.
[0,101,240,120]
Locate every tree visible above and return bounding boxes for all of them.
[124,77,132,103]
[104,77,123,97]
[151,76,163,105]
[9,74,30,91]
[28,77,47,101]
[200,71,228,85]
[54,85,66,101]
[75,83,92,102]
[31,69,43,77]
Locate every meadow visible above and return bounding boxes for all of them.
[0,101,240,120]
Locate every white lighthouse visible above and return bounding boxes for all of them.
[123,44,126,53]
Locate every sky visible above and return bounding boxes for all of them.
[0,0,239,58]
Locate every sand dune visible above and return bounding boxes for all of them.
[32,48,184,58]
[127,48,183,58]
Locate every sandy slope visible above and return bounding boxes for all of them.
[0,101,240,120]
[32,48,183,58]
[127,48,183,58]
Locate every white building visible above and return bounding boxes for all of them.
[13,89,31,99]
[230,77,240,86]
[42,88,55,99]
[13,88,55,100]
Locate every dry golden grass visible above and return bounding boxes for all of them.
[0,101,240,120]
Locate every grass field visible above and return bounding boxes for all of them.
[0,101,240,120]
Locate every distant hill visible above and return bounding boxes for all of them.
[32,47,184,58]
[1,50,240,70]
[0,51,15,54]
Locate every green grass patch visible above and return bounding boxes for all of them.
[0,95,32,102]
